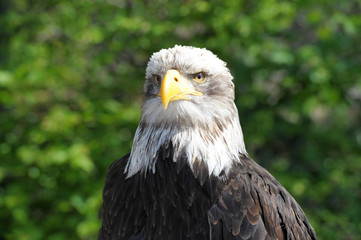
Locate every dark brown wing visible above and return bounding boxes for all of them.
[208,156,317,240]
[98,153,146,240]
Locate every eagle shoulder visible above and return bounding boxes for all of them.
[99,153,146,240]
[208,155,317,240]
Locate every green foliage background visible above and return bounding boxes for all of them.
[1,0,361,239]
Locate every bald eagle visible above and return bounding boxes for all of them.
[99,46,317,240]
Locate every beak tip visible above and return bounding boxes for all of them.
[162,103,168,110]
[161,98,168,110]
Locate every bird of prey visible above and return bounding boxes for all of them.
[99,45,317,240]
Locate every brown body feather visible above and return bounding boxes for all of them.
[99,147,317,240]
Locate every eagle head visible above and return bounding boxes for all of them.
[125,45,247,178]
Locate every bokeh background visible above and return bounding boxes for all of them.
[1,0,361,239]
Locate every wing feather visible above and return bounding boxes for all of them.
[99,154,146,240]
[209,155,317,240]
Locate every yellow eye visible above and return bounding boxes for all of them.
[153,74,161,85]
[193,72,206,83]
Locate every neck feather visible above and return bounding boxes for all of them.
[125,109,247,178]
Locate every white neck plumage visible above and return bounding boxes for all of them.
[124,99,247,178]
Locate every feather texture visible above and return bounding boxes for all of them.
[99,153,317,240]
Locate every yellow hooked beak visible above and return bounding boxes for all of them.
[160,69,203,110]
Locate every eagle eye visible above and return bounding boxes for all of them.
[153,74,161,85]
[193,72,206,83]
